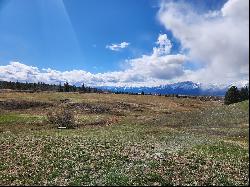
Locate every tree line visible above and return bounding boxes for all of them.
[224,86,249,105]
[1,80,248,104]
[0,80,103,93]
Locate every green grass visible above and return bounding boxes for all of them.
[0,114,44,124]
[0,131,248,186]
[238,100,249,111]
[0,93,249,186]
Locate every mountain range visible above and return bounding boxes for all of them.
[96,81,249,96]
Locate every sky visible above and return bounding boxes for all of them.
[0,0,249,87]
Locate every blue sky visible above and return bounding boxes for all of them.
[0,0,248,87]
[0,0,163,72]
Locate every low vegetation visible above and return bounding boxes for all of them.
[47,104,76,129]
[0,91,249,185]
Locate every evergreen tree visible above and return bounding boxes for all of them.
[81,83,86,92]
[64,82,70,92]
[239,86,249,101]
[0,80,101,93]
[224,86,241,105]
[58,83,63,92]
[87,87,91,93]
[72,85,77,92]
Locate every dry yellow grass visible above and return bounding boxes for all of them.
[0,92,219,112]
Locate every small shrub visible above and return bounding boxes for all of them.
[47,104,76,129]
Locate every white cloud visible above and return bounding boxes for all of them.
[116,33,186,81]
[1,0,248,87]
[0,62,93,85]
[106,42,130,51]
[101,33,186,84]
[127,53,186,80]
[157,0,249,85]
[0,34,186,87]
[153,33,172,56]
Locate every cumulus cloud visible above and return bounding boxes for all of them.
[106,42,130,51]
[0,62,92,85]
[153,33,172,56]
[1,0,248,87]
[0,34,187,87]
[127,53,186,80]
[158,0,249,85]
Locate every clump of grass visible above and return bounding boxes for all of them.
[47,104,76,129]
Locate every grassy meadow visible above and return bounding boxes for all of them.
[0,92,249,185]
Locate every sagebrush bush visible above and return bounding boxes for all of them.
[47,104,76,129]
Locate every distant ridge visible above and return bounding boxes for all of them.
[96,81,249,96]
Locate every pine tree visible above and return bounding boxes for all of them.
[58,83,63,92]
[81,83,86,92]
[224,86,241,105]
[64,82,70,92]
[239,86,249,101]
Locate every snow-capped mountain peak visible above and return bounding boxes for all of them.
[96,80,249,96]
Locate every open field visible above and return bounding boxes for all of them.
[0,92,249,185]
